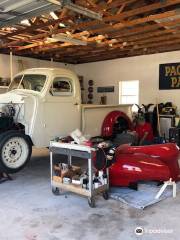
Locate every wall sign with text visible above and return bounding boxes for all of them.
[159,63,180,90]
[97,86,115,93]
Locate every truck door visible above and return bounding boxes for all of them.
[44,75,81,143]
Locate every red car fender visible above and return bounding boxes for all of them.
[109,153,170,187]
[101,111,133,137]
[116,143,180,181]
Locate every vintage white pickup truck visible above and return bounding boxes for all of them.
[0,68,131,173]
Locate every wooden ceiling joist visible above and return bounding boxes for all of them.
[0,0,180,63]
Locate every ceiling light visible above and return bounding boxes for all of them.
[50,11,59,20]
[20,19,31,26]
[47,33,87,45]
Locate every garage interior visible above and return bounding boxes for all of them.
[0,0,180,240]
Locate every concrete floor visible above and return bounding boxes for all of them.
[0,148,180,240]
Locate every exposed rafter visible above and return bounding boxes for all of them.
[0,0,179,63]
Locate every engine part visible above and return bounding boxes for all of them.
[0,116,14,130]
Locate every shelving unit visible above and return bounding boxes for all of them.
[49,141,109,207]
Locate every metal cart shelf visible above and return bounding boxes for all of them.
[49,141,109,207]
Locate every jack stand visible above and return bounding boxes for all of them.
[155,178,176,199]
[0,172,13,184]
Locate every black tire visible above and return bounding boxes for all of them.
[52,187,60,196]
[88,197,95,208]
[0,130,32,174]
[103,191,109,200]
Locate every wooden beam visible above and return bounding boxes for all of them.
[75,38,180,61]
[14,10,178,52]
[1,15,73,39]
[1,0,179,48]
[88,10,177,35]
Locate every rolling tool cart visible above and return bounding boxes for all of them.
[49,141,109,208]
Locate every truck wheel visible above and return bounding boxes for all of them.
[0,131,32,174]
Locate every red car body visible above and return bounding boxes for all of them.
[109,143,180,187]
[101,110,133,137]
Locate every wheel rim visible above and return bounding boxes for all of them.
[2,137,29,169]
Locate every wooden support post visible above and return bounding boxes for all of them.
[10,51,13,82]
[51,58,53,68]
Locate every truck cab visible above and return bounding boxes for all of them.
[0,68,131,173]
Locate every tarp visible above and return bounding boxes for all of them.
[110,181,180,209]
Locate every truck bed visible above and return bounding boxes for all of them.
[81,104,132,137]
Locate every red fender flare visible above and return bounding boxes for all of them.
[101,110,133,137]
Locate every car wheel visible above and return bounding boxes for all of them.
[0,131,32,173]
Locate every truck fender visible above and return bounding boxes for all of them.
[101,110,132,137]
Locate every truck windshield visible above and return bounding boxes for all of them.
[9,74,47,92]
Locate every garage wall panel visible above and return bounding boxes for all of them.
[0,54,75,79]
[75,50,180,113]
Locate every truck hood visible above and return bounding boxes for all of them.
[0,90,38,104]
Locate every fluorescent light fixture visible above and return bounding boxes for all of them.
[46,0,102,20]
[20,19,31,26]
[47,33,87,45]
[50,11,59,20]
[65,2,102,20]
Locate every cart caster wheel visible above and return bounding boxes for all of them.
[52,187,60,196]
[103,191,109,200]
[88,197,95,208]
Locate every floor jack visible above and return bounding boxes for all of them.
[0,172,12,184]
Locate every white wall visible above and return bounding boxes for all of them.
[75,50,180,112]
[1,51,180,113]
[0,53,75,79]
